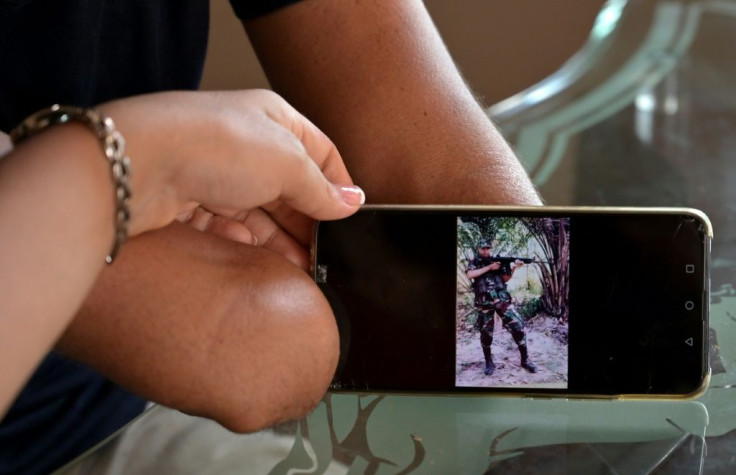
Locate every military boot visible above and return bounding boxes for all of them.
[482,345,495,375]
[518,344,537,373]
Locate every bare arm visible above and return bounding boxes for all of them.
[0,125,119,413]
[244,0,542,205]
[58,223,338,432]
[466,261,501,280]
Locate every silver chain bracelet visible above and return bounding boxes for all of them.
[10,104,132,264]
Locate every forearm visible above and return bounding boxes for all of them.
[58,223,340,432]
[467,267,489,280]
[245,0,541,205]
[0,125,114,413]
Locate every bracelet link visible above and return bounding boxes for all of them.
[10,104,132,264]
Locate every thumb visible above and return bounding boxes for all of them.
[278,155,365,220]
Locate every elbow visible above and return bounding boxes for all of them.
[60,225,339,435]
[200,248,339,433]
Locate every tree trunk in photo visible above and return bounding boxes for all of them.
[523,218,570,322]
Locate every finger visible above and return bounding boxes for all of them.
[205,202,313,248]
[258,94,367,220]
[206,216,257,247]
[183,91,364,222]
[214,139,364,222]
[178,207,256,247]
[178,206,215,231]
[232,207,309,270]
[277,156,365,221]
[202,206,310,270]
[259,227,308,271]
[191,120,363,222]
[260,201,314,248]
[262,93,353,185]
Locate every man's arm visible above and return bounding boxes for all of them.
[58,223,339,433]
[467,262,501,280]
[243,0,542,205]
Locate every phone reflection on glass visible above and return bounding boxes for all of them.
[312,206,711,399]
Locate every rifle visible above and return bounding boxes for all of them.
[491,255,550,275]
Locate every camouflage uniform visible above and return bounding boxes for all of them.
[467,252,536,375]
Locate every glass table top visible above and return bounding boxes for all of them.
[59,0,736,472]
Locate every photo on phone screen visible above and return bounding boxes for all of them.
[456,216,571,390]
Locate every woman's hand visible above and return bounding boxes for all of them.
[0,89,361,416]
[101,89,364,268]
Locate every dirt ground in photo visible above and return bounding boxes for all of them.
[456,315,568,388]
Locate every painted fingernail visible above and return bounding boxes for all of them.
[339,185,365,206]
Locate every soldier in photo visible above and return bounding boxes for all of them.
[466,239,537,376]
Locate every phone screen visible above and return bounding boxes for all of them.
[313,207,710,397]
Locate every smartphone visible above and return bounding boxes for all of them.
[311,205,711,399]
